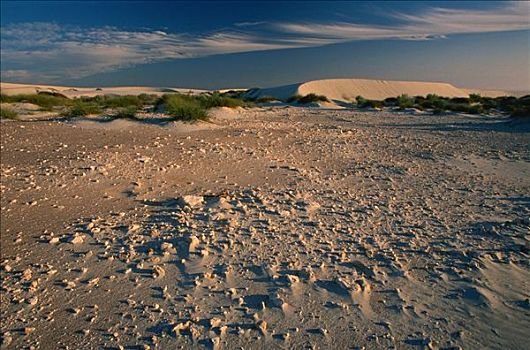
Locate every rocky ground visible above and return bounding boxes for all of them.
[1,107,529,349]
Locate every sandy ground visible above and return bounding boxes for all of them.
[1,107,529,349]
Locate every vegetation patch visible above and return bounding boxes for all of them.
[63,101,102,118]
[287,94,329,104]
[0,93,70,111]
[355,96,383,109]
[0,107,19,120]
[159,95,209,121]
[112,106,139,119]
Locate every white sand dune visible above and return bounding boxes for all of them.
[245,78,523,102]
[0,82,208,97]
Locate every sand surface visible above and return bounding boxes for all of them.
[0,82,208,98]
[1,107,529,349]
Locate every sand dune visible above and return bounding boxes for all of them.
[0,82,208,97]
[245,78,523,101]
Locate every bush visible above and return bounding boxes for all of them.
[113,106,138,119]
[396,94,415,109]
[162,95,208,121]
[0,107,18,120]
[198,93,247,108]
[65,101,101,117]
[286,95,302,103]
[0,93,70,110]
[355,95,382,108]
[297,93,329,104]
[255,96,278,103]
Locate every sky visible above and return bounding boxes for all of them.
[1,1,529,90]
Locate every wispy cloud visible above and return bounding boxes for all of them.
[1,2,528,82]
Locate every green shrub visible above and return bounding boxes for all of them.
[355,95,382,108]
[0,93,70,110]
[162,95,208,121]
[396,94,415,109]
[0,107,18,120]
[297,93,329,104]
[113,106,138,119]
[383,97,398,106]
[469,93,482,103]
[198,93,247,108]
[65,101,101,117]
[286,95,302,103]
[255,96,278,103]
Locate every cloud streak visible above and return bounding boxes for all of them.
[1,2,528,82]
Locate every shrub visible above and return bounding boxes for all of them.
[355,95,382,108]
[469,93,482,103]
[198,93,247,108]
[396,94,415,109]
[113,106,138,119]
[286,95,302,103]
[65,101,101,117]
[297,93,329,104]
[162,95,208,121]
[383,97,398,106]
[255,96,278,103]
[0,93,69,110]
[0,107,18,120]
[510,106,530,118]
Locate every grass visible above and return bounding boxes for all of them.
[0,93,70,111]
[160,95,209,121]
[197,93,248,108]
[356,95,383,109]
[287,93,329,104]
[112,106,139,119]
[255,96,278,103]
[377,93,529,116]
[0,107,18,120]
[63,101,102,118]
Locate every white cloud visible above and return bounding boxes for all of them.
[1,2,528,82]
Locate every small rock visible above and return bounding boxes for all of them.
[177,195,204,208]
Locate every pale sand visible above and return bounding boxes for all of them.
[0,82,208,97]
[1,105,529,349]
[245,78,525,101]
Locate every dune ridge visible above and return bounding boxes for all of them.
[246,78,524,101]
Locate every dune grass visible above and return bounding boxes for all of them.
[372,93,528,116]
[112,106,139,119]
[0,93,70,111]
[0,107,19,120]
[63,101,102,118]
[159,95,209,121]
[287,93,329,104]
[355,95,383,108]
[255,96,278,103]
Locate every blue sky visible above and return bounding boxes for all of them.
[1,1,529,90]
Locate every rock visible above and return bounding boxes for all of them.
[172,321,191,336]
[69,234,85,245]
[177,195,204,208]
[160,242,175,253]
[256,320,267,335]
[48,237,60,244]
[187,236,200,253]
[22,268,32,281]
[152,265,166,278]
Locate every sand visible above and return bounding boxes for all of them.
[245,78,524,102]
[0,82,208,98]
[1,104,529,349]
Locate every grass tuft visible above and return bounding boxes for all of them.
[160,95,209,121]
[287,94,329,104]
[0,107,19,120]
